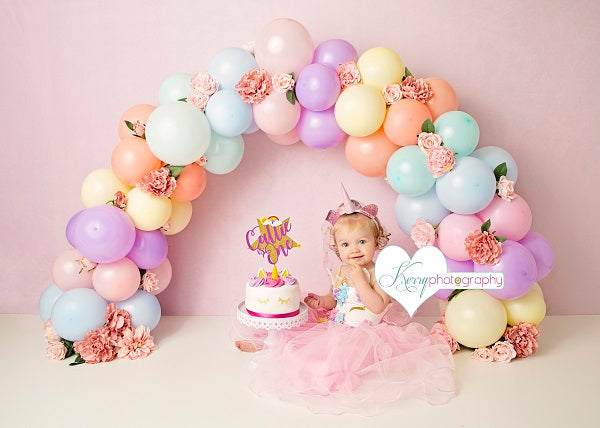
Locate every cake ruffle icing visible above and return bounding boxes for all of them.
[245,267,300,318]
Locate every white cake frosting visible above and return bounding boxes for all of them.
[245,268,300,317]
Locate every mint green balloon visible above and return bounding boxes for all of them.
[386,146,435,196]
[434,111,480,157]
[204,132,245,175]
[158,73,192,105]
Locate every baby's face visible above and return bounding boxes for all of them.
[334,222,377,267]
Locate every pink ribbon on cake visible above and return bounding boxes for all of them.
[246,309,300,318]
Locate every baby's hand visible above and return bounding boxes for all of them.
[304,293,321,309]
[347,265,368,288]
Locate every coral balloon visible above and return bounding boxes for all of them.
[357,47,404,91]
[436,214,482,261]
[477,194,532,241]
[118,104,155,140]
[51,249,95,292]
[170,163,207,202]
[92,258,141,302]
[383,99,432,146]
[345,128,398,177]
[81,168,131,208]
[145,258,173,295]
[424,78,458,121]
[253,91,301,136]
[334,84,386,137]
[519,231,555,281]
[502,284,546,326]
[125,187,172,231]
[111,137,162,186]
[266,128,300,146]
[162,200,193,235]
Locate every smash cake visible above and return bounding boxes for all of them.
[245,266,300,318]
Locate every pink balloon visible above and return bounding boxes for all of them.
[477,194,532,241]
[51,249,95,291]
[146,258,173,295]
[266,127,300,146]
[254,18,314,77]
[92,258,140,302]
[436,214,482,261]
[253,92,301,135]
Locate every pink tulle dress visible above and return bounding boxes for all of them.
[242,271,457,415]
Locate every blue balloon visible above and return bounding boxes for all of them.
[243,117,260,134]
[395,187,451,235]
[205,89,252,137]
[116,290,161,331]
[158,73,192,105]
[208,47,258,90]
[39,284,63,322]
[386,146,435,196]
[434,111,480,156]
[435,156,496,214]
[203,131,245,175]
[471,146,518,182]
[50,289,107,341]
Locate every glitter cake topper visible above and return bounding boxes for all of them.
[246,216,301,264]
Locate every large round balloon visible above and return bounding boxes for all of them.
[356,47,404,91]
[158,73,192,105]
[253,91,301,136]
[125,187,173,231]
[334,84,386,137]
[313,39,358,70]
[424,78,458,121]
[203,132,245,175]
[116,290,162,331]
[434,111,480,157]
[80,168,131,208]
[39,284,63,322]
[297,107,346,150]
[295,63,340,111]
[518,231,555,281]
[386,145,435,196]
[383,98,432,147]
[111,136,162,186]
[502,284,546,326]
[50,288,107,341]
[394,186,450,235]
[118,104,155,140]
[208,47,258,89]
[345,128,398,177]
[205,89,252,137]
[436,214,482,261]
[434,258,474,299]
[127,229,168,269]
[477,194,532,241]
[51,249,95,291]
[471,146,518,182]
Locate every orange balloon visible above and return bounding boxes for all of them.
[111,137,162,186]
[383,99,432,147]
[117,104,156,140]
[170,163,207,202]
[425,78,458,121]
[345,128,399,177]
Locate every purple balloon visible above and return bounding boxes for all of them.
[435,257,474,299]
[72,205,136,263]
[519,231,555,281]
[474,240,536,300]
[66,210,83,247]
[297,107,347,149]
[127,229,168,269]
[313,39,358,70]
[295,63,340,112]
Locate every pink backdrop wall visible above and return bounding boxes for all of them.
[1,0,599,315]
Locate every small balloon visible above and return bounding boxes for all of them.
[205,89,253,137]
[118,104,155,140]
[295,63,340,111]
[297,107,346,150]
[424,78,458,121]
[436,214,482,261]
[394,187,450,235]
[383,98,432,147]
[518,231,555,281]
[158,73,192,105]
[477,194,532,241]
[116,290,161,331]
[111,136,162,186]
[253,91,301,136]
[208,47,258,90]
[334,84,386,137]
[471,146,518,182]
[357,47,404,91]
[345,128,398,177]
[266,128,300,146]
[434,111,480,157]
[52,249,96,291]
[203,132,245,175]
[145,258,173,295]
[50,289,107,341]
[386,145,435,196]
[313,39,358,70]
[125,187,172,231]
[502,284,546,326]
[80,168,131,208]
[127,229,168,269]
[162,200,193,235]
[39,284,63,322]
[66,210,83,247]
[92,258,141,302]
[170,163,207,202]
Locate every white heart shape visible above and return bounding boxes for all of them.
[375,246,448,317]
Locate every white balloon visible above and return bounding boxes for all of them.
[158,73,192,105]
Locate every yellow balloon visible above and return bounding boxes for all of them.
[445,290,507,348]
[334,85,386,137]
[502,283,546,326]
[531,282,544,297]
[125,187,172,231]
[357,47,404,91]
[81,168,131,208]
[162,200,193,235]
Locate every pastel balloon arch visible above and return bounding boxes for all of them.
[39,18,554,361]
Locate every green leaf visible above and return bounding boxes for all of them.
[125,120,134,132]
[447,290,464,301]
[69,354,86,366]
[421,118,435,133]
[405,67,413,78]
[177,97,188,102]
[166,165,185,178]
[290,72,295,80]
[286,89,296,105]
[481,219,491,232]
[493,162,508,181]
[495,235,507,243]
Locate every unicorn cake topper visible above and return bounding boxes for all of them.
[245,215,301,265]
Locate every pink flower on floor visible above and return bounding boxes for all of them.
[46,342,67,360]
[430,322,460,353]
[137,167,177,198]
[497,176,516,202]
[504,322,540,358]
[465,230,503,265]
[188,92,210,111]
[427,146,455,177]
[117,325,157,360]
[411,218,436,248]
[43,320,61,343]
[113,191,127,209]
[235,68,272,104]
[141,271,159,293]
[417,132,443,154]
[105,303,132,346]
[195,155,207,167]
[337,62,361,88]
[492,341,517,363]
[471,347,494,362]
[382,83,402,105]
[191,71,218,95]
[401,76,433,103]
[133,121,146,138]
[74,327,115,364]
[272,72,295,93]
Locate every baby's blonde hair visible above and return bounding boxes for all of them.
[331,211,389,251]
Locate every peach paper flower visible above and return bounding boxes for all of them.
[465,230,503,265]
[137,167,177,198]
[417,132,443,154]
[113,191,127,209]
[383,84,402,105]
[272,72,295,93]
[337,62,361,88]
[133,121,146,138]
[497,176,516,202]
[117,325,157,360]
[77,257,97,274]
[427,146,455,177]
[141,271,159,293]
[235,68,272,104]
[74,327,115,364]
[188,92,210,111]
[401,76,433,103]
[411,218,436,248]
[105,303,132,346]
[191,71,218,95]
[46,342,67,360]
[430,322,460,353]
[43,320,61,343]
[504,322,540,358]
[471,347,494,362]
[195,155,207,167]
[492,341,517,363]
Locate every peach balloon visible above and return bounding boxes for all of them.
[477,194,532,241]
[425,78,458,121]
[266,128,300,146]
[146,258,173,295]
[111,136,163,186]
[436,214,482,261]
[117,104,156,140]
[345,128,399,177]
[92,258,140,302]
[51,249,95,291]
[383,98,432,146]
[253,92,301,136]
[170,164,207,202]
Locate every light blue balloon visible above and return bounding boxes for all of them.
[386,146,435,196]
[39,284,63,322]
[158,73,192,105]
[205,89,252,137]
[244,117,260,134]
[434,111,480,157]
[204,131,245,175]
[395,187,451,235]
[146,102,211,165]
[209,48,258,90]
[471,146,518,182]
[436,156,496,214]
[116,290,161,331]
[50,289,107,341]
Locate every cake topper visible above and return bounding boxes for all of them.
[246,215,301,264]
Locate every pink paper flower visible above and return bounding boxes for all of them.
[105,303,132,346]
[77,257,97,274]
[195,155,207,166]
[43,320,61,343]
[191,71,218,95]
[401,76,433,103]
[74,327,115,364]
[427,146,455,177]
[382,83,402,105]
[491,341,517,363]
[141,271,159,293]
[133,121,146,138]
[504,322,540,358]
[117,325,157,360]
[471,347,494,362]
[417,132,443,154]
[235,68,272,104]
[272,72,295,93]
[113,191,127,209]
[137,167,177,198]
[242,40,255,54]
[465,230,503,265]
[497,176,516,202]
[188,92,210,111]
[337,62,361,88]
[430,322,460,353]
[46,342,67,360]
[411,218,436,248]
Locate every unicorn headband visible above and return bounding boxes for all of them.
[325,184,379,225]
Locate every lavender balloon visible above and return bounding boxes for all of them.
[66,210,83,247]
[313,39,358,70]
[127,229,168,269]
[435,258,474,299]
[475,240,536,300]
[298,107,347,149]
[295,63,340,111]
[519,231,555,281]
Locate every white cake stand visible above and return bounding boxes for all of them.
[237,301,308,331]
